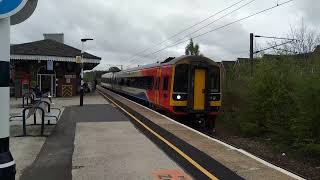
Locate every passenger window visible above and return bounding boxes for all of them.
[120,78,125,86]
[163,76,169,90]
[126,78,130,86]
[145,77,153,90]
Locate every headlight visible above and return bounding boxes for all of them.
[177,95,182,100]
[173,93,188,101]
[210,94,221,101]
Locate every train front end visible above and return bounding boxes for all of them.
[169,56,221,131]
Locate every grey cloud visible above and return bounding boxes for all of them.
[295,0,320,25]
[10,0,320,70]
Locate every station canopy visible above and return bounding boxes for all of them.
[10,39,101,64]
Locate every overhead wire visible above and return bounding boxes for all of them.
[254,35,299,41]
[123,0,249,64]
[131,0,293,65]
[129,0,258,65]
[254,40,294,53]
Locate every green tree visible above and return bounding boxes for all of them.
[185,38,201,56]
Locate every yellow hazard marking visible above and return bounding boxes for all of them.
[98,90,219,180]
[62,85,73,97]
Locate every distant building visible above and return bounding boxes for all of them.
[10,33,101,97]
[262,45,320,60]
[220,61,237,70]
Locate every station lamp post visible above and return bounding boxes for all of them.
[80,38,93,106]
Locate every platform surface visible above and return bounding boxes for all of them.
[19,100,189,180]
[10,93,109,180]
[13,90,304,180]
[72,122,189,180]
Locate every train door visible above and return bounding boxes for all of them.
[159,69,170,108]
[193,69,206,110]
[37,73,56,97]
[154,68,161,106]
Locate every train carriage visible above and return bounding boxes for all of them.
[101,55,221,132]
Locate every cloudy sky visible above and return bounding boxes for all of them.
[11,0,319,70]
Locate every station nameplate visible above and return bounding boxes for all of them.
[65,75,76,79]
[75,56,82,64]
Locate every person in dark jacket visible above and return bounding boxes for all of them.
[93,79,98,92]
[34,85,43,98]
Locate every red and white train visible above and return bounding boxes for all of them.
[101,55,222,131]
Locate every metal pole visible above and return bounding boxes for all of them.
[0,17,16,180]
[250,33,254,77]
[80,42,84,106]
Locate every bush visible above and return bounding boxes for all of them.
[244,60,298,143]
[302,144,320,156]
[293,75,320,144]
[220,56,320,157]
[240,122,261,137]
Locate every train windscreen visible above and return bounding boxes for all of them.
[210,66,220,93]
[173,64,189,93]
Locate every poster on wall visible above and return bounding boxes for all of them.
[47,61,53,71]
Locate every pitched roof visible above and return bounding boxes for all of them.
[10,39,101,60]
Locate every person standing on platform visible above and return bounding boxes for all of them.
[93,79,98,92]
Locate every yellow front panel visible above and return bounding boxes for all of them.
[210,101,221,107]
[194,69,206,110]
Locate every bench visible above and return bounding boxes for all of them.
[22,92,53,108]
[38,101,61,124]
[10,101,61,136]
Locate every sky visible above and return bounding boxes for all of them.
[10,0,320,70]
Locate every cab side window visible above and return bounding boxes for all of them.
[163,76,169,91]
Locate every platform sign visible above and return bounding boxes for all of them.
[76,56,82,64]
[47,61,53,71]
[0,0,28,19]
[62,85,73,97]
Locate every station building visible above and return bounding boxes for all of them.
[10,33,101,97]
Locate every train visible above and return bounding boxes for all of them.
[101,55,222,132]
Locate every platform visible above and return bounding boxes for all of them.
[9,93,110,180]
[10,90,305,180]
[14,95,191,180]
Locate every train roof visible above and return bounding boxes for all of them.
[122,55,218,72]
[101,55,219,77]
[164,55,218,65]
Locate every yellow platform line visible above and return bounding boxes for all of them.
[99,90,218,180]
